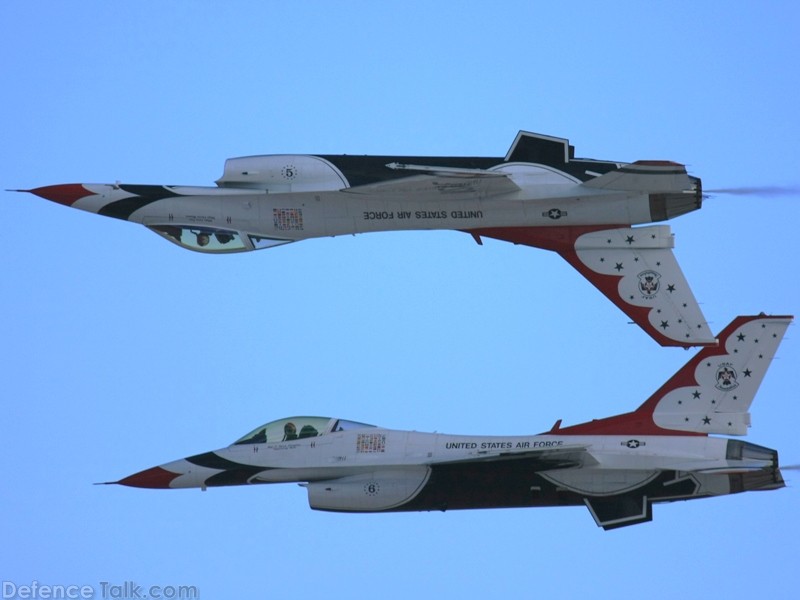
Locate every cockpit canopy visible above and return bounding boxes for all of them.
[232,416,376,445]
[147,224,293,254]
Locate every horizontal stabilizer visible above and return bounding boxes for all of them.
[582,161,691,193]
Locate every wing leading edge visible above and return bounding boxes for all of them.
[434,444,593,469]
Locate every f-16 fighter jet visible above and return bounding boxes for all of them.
[111,314,791,530]
[24,132,712,346]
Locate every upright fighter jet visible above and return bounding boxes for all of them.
[110,314,791,530]
[24,131,711,346]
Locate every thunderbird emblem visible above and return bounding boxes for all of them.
[715,363,739,391]
[637,270,661,297]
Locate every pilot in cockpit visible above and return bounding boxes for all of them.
[283,422,298,441]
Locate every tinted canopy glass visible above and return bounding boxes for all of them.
[148,225,248,253]
[233,417,376,445]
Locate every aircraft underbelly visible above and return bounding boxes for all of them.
[393,464,707,513]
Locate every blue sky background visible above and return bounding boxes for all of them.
[2,1,799,598]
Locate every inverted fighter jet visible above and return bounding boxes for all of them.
[111,314,791,530]
[23,132,712,346]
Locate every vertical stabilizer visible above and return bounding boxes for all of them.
[554,315,792,436]
[469,225,715,347]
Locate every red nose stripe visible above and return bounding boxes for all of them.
[28,184,96,206]
[118,466,180,489]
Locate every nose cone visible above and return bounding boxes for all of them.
[118,466,181,489]
[26,184,96,206]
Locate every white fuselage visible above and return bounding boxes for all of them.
[163,428,742,492]
[72,182,651,245]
